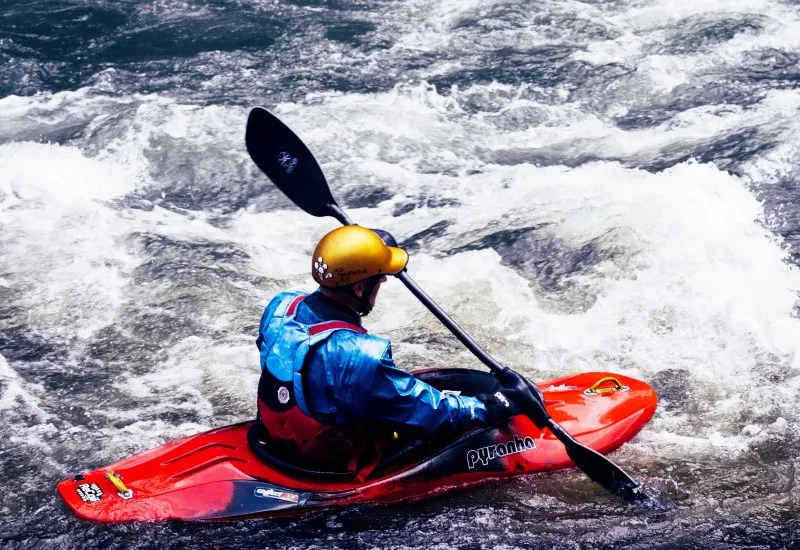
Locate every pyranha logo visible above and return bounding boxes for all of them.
[278,151,298,174]
[466,435,535,469]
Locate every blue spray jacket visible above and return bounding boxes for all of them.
[256,290,488,438]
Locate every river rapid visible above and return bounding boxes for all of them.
[2,0,800,548]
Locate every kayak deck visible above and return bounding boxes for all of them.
[58,370,657,522]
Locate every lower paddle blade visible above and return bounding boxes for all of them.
[564,441,650,504]
[245,107,338,218]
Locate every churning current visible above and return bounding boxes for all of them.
[1,0,800,548]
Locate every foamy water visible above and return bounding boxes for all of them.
[1,0,799,547]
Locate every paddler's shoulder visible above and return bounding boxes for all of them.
[326,328,391,362]
[270,289,309,304]
[263,290,309,314]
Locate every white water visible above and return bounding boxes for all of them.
[2,80,799,459]
[2,0,800,545]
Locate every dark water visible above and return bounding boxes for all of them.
[2,0,800,548]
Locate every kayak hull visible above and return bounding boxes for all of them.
[57,370,657,522]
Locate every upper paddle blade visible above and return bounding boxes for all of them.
[245,107,339,219]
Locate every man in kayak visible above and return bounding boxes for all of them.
[255,225,530,477]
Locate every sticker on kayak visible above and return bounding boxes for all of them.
[254,487,299,503]
[584,377,629,395]
[467,435,535,469]
[76,483,104,503]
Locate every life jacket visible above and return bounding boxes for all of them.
[255,291,389,479]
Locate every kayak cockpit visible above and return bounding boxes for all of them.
[247,368,502,482]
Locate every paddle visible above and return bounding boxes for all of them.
[245,107,649,504]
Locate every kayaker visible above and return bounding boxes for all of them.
[255,225,530,476]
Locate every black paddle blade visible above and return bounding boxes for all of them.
[245,107,347,222]
[549,421,650,504]
[565,444,649,504]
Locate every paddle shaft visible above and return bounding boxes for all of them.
[397,271,509,375]
[326,204,353,226]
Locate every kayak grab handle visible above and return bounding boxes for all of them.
[106,471,133,499]
[584,377,629,395]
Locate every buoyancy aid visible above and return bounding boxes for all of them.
[255,291,390,477]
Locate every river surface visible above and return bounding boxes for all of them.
[2,0,800,548]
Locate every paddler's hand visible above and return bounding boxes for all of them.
[487,367,550,429]
[476,385,528,425]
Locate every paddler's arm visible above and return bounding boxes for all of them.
[355,344,491,437]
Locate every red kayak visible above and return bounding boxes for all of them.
[57,369,657,522]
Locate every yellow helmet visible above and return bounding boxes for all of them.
[312,226,408,287]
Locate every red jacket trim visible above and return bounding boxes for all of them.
[309,321,367,336]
